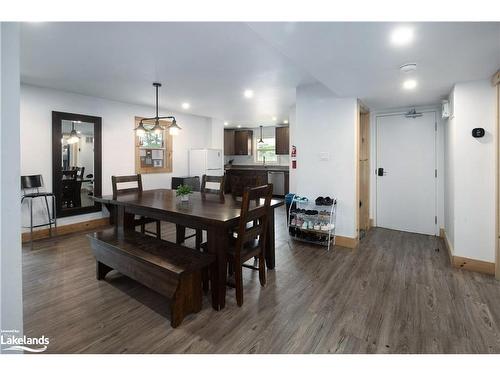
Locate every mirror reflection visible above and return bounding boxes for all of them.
[60,120,95,209]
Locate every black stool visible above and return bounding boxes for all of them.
[21,175,57,242]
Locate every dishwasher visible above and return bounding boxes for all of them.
[267,171,285,196]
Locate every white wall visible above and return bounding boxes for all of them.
[444,80,496,262]
[369,105,445,233]
[293,83,358,239]
[20,84,213,227]
[0,22,23,350]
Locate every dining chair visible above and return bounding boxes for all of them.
[226,184,273,306]
[111,174,162,239]
[180,174,226,249]
[62,170,78,207]
[181,174,225,293]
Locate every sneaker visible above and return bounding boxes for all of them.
[315,197,325,205]
[323,197,333,206]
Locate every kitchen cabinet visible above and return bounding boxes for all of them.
[224,168,289,197]
[224,129,253,156]
[234,130,253,155]
[275,126,289,155]
[224,129,235,156]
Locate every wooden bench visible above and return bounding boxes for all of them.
[88,228,215,328]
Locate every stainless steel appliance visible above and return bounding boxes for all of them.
[267,171,285,196]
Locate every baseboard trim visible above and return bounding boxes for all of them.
[335,235,358,249]
[22,217,110,243]
[441,228,495,275]
[452,256,496,275]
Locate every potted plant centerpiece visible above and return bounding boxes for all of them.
[176,184,193,202]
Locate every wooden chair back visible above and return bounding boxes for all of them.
[62,170,78,180]
[112,174,143,196]
[233,184,273,259]
[201,174,225,200]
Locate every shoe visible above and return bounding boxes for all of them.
[315,197,325,205]
[323,197,333,206]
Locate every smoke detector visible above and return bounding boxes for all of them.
[399,63,417,73]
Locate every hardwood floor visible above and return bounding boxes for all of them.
[23,207,500,353]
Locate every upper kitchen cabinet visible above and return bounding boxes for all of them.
[224,129,235,156]
[225,129,253,155]
[275,126,289,155]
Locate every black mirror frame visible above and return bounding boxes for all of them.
[52,111,102,218]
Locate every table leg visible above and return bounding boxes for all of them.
[176,224,186,244]
[104,203,116,225]
[265,208,276,270]
[115,205,135,234]
[207,227,228,310]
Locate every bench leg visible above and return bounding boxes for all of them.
[170,271,202,328]
[96,261,113,280]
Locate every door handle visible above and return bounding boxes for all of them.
[377,167,387,176]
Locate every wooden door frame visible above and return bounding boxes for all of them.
[493,70,500,279]
[356,101,370,239]
[374,109,438,235]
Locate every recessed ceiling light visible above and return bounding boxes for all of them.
[181,102,190,109]
[243,89,254,99]
[403,79,418,90]
[272,116,277,121]
[284,120,289,124]
[237,125,242,128]
[391,27,414,46]
[224,121,229,126]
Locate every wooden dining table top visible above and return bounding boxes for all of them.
[94,188,284,227]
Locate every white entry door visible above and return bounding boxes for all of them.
[376,111,437,235]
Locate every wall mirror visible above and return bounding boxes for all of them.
[52,111,102,217]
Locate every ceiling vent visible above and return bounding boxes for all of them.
[405,108,423,118]
[399,63,417,73]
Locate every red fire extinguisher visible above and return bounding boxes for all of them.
[291,145,297,169]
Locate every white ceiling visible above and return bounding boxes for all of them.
[248,22,500,109]
[21,22,500,125]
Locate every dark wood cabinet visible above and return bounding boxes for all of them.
[224,129,253,156]
[275,127,289,155]
[224,130,235,156]
[234,130,253,155]
[224,169,267,194]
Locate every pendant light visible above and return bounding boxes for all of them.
[67,122,80,144]
[258,125,264,143]
[134,82,180,135]
[168,119,182,135]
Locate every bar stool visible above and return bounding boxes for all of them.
[21,175,57,242]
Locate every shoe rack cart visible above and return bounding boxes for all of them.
[287,194,337,251]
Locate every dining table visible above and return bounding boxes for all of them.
[93,189,284,310]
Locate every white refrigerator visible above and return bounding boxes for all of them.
[188,149,223,181]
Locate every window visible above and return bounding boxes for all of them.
[256,137,278,162]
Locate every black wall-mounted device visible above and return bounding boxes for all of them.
[472,128,485,138]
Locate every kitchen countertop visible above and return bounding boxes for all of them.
[225,165,289,172]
